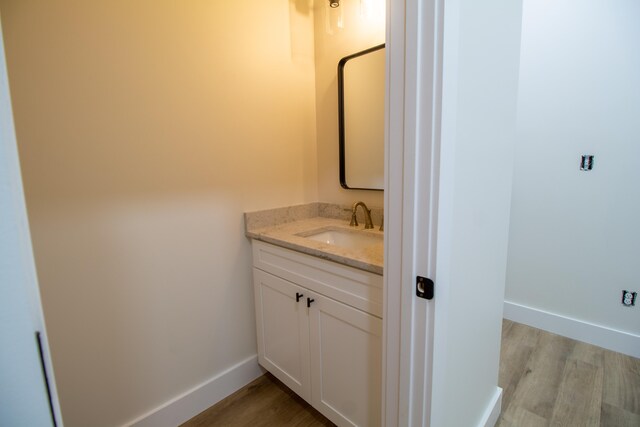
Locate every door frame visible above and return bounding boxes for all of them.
[383,0,445,425]
[0,14,63,426]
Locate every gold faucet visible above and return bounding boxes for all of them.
[350,201,374,229]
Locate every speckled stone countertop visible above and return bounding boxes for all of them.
[245,203,383,275]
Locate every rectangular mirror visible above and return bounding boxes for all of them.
[338,44,385,191]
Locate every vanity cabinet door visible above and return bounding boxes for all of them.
[253,268,311,401]
[309,293,382,427]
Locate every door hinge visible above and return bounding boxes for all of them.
[416,276,434,300]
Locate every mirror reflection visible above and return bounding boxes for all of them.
[338,44,385,191]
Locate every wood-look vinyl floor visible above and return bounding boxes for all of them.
[181,320,640,427]
[180,372,333,427]
[497,319,640,427]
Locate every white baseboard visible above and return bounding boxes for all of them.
[478,387,502,427]
[124,355,265,427]
[504,301,640,358]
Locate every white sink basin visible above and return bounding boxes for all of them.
[299,228,382,250]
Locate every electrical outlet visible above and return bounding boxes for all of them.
[580,155,594,171]
[622,290,637,307]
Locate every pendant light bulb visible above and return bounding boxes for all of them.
[329,0,340,8]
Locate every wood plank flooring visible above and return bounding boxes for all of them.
[497,320,640,427]
[180,372,333,427]
[181,320,640,426]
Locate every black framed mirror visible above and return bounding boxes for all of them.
[338,44,385,191]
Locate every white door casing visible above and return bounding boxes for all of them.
[383,0,444,425]
[0,14,62,427]
[385,0,524,425]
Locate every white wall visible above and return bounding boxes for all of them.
[431,0,523,425]
[313,0,385,207]
[0,1,317,426]
[506,0,640,346]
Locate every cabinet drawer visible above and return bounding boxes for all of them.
[252,240,382,318]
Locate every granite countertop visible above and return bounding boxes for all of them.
[245,203,383,275]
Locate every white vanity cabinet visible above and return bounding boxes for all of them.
[251,240,382,427]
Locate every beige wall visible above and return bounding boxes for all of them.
[0,1,317,426]
[313,0,385,208]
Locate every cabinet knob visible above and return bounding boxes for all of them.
[307,297,315,308]
[296,292,303,302]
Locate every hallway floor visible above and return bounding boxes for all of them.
[181,320,640,426]
[497,319,639,426]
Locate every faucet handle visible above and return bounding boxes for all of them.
[364,208,374,229]
[350,212,359,227]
